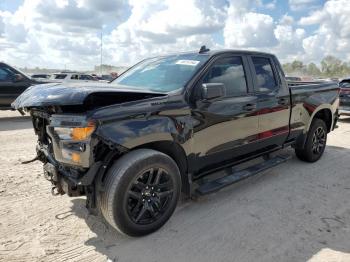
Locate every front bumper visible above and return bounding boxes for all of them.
[39,143,103,197]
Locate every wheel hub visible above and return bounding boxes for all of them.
[126,167,174,225]
[312,126,326,154]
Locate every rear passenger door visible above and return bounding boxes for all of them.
[248,55,290,148]
[191,54,260,173]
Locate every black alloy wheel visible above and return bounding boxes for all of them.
[295,118,328,162]
[98,149,181,236]
[311,126,326,154]
[126,167,174,225]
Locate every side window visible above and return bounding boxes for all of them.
[71,74,79,80]
[251,57,277,92]
[0,68,12,82]
[203,56,248,96]
[55,74,67,80]
[79,75,93,80]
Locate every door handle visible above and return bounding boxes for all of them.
[278,98,289,105]
[242,103,256,111]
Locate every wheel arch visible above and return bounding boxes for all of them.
[295,107,333,150]
[310,107,333,133]
[134,141,189,191]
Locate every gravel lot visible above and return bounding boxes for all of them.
[1,110,350,262]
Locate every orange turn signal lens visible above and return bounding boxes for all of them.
[71,125,95,141]
[71,152,81,163]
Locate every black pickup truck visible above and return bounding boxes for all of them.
[13,48,339,236]
[0,62,40,109]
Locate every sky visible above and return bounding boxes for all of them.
[0,0,348,70]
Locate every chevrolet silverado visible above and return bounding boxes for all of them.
[13,47,339,236]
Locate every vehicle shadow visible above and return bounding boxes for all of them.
[68,146,350,262]
[338,116,350,123]
[0,116,32,131]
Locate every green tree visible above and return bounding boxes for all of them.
[320,56,343,77]
[306,63,321,77]
[291,60,304,72]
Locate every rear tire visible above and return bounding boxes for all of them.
[98,149,181,236]
[295,118,327,162]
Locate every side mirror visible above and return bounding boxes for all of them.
[201,83,225,100]
[13,74,24,82]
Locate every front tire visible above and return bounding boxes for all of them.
[295,118,327,162]
[98,149,181,237]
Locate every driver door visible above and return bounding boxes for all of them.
[191,54,260,174]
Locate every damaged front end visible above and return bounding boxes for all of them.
[12,82,167,211]
[29,108,125,212]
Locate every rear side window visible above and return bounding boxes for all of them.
[54,74,67,79]
[252,57,277,92]
[203,56,247,96]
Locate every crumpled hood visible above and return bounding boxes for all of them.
[12,82,166,109]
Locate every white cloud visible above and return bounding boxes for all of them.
[0,0,127,69]
[299,0,350,61]
[289,0,320,11]
[265,0,277,10]
[104,0,226,64]
[224,9,277,48]
[0,0,349,69]
[0,16,4,36]
[223,1,283,49]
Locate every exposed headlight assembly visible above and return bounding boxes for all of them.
[48,117,96,166]
[54,124,96,141]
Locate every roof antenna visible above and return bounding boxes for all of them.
[199,45,210,53]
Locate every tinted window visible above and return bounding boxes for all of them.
[252,57,277,92]
[79,75,93,80]
[0,66,15,82]
[54,74,67,79]
[0,68,11,81]
[203,56,247,96]
[71,74,79,80]
[32,74,49,79]
[340,81,350,88]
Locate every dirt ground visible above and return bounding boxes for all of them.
[0,110,350,262]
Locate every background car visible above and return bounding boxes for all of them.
[339,78,350,116]
[46,72,98,83]
[0,62,44,109]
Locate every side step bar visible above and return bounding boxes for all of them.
[195,154,291,195]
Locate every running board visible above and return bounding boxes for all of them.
[195,154,291,195]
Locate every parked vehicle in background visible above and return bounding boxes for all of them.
[13,47,339,236]
[46,72,98,83]
[339,78,350,116]
[286,76,302,81]
[31,74,51,81]
[99,74,114,82]
[0,62,46,109]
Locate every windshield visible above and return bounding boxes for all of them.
[112,53,209,92]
